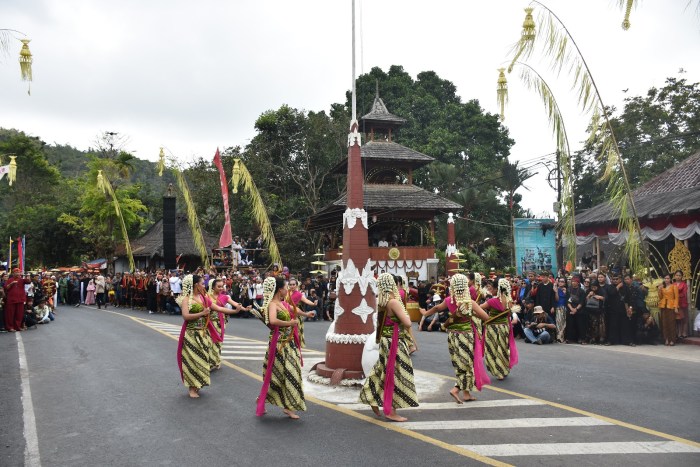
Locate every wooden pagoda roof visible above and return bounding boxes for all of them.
[360,95,407,128]
[330,141,435,174]
[115,215,217,257]
[576,150,700,227]
[307,184,461,231]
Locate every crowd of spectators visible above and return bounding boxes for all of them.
[410,266,694,347]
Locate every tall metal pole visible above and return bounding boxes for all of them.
[556,150,563,272]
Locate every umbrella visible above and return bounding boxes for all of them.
[311,261,327,265]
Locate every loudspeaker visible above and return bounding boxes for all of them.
[163,196,176,269]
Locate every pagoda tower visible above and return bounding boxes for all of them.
[313,0,376,383]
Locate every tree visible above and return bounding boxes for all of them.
[574,76,700,210]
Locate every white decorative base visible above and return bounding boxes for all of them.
[307,371,364,387]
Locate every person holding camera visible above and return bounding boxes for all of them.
[522,306,556,344]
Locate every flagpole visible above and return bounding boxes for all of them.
[8,237,13,270]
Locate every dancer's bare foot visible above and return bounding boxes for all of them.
[462,391,477,401]
[449,387,464,404]
[370,406,381,417]
[385,411,407,422]
[188,387,200,398]
[283,409,300,419]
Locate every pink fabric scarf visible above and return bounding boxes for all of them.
[382,322,400,415]
[508,318,519,369]
[176,321,187,382]
[256,326,280,416]
[472,322,491,390]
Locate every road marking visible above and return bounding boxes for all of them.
[340,399,544,411]
[115,312,510,466]
[401,417,611,431]
[461,441,700,457]
[483,385,700,449]
[112,312,700,450]
[17,333,41,467]
[222,356,265,361]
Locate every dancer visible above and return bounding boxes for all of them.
[421,274,490,403]
[176,274,219,398]
[396,275,418,354]
[286,278,317,347]
[359,273,419,422]
[257,276,305,419]
[481,278,519,380]
[207,278,249,371]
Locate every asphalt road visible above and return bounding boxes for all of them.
[1,304,699,466]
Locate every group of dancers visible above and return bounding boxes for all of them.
[176,271,518,422]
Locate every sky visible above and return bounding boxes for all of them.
[1,0,699,217]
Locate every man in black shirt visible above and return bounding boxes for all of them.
[535,273,556,318]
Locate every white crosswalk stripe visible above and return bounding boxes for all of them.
[340,399,544,411]
[462,441,700,456]
[401,417,612,430]
[140,318,700,464]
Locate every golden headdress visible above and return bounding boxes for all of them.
[260,276,277,325]
[176,274,194,306]
[450,273,473,315]
[377,273,399,308]
[498,277,513,308]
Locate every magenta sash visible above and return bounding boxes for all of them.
[282,301,303,367]
[256,326,281,416]
[207,319,223,343]
[472,322,491,390]
[382,321,400,415]
[508,318,519,369]
[217,294,229,338]
[176,320,187,382]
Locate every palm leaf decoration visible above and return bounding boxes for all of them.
[511,62,576,265]
[230,158,282,267]
[97,170,135,272]
[504,2,646,274]
[618,0,636,30]
[173,169,211,270]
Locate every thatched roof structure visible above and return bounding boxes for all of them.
[116,215,217,258]
[576,150,700,230]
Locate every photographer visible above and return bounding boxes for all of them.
[522,306,556,344]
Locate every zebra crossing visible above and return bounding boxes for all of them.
[140,319,325,361]
[139,317,700,465]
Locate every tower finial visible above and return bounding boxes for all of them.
[375,79,379,99]
[351,0,357,124]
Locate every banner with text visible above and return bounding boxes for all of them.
[513,218,556,276]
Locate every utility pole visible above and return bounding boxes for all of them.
[555,151,563,273]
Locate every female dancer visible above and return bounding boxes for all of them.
[359,273,419,422]
[396,275,418,354]
[481,278,519,380]
[207,278,249,371]
[178,274,226,398]
[286,278,317,347]
[257,276,305,419]
[421,274,490,403]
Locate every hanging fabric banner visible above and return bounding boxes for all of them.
[0,165,10,181]
[213,148,233,248]
[513,218,557,276]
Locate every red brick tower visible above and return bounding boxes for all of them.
[314,0,376,382]
[446,212,458,276]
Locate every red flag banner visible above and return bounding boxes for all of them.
[213,149,233,248]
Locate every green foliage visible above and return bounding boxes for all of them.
[573,77,700,210]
